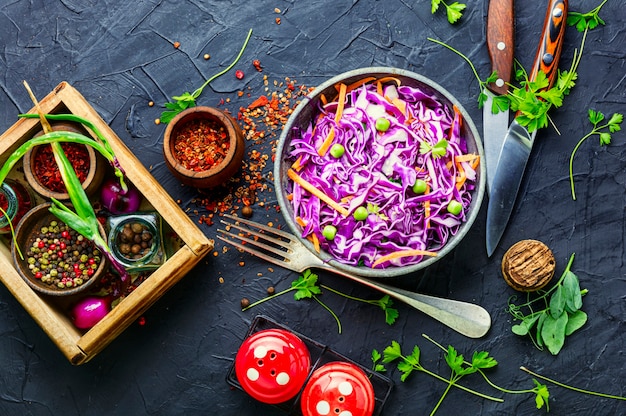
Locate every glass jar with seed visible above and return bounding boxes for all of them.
[107,212,166,272]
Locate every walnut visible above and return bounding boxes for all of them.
[501,240,555,291]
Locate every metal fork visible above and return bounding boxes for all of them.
[217,214,491,338]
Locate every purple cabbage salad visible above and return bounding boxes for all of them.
[286,79,479,268]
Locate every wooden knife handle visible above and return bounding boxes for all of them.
[528,0,568,87]
[486,0,515,96]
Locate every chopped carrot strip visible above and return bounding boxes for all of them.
[311,232,321,253]
[455,153,480,163]
[287,193,293,201]
[371,249,437,268]
[295,216,307,227]
[288,168,349,216]
[334,83,347,123]
[291,155,303,171]
[455,155,480,190]
[376,81,383,96]
[391,98,406,116]
[345,76,377,93]
[424,183,431,228]
[320,93,328,105]
[317,126,336,156]
[375,76,402,86]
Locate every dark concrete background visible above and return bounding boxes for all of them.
[0,1,624,415]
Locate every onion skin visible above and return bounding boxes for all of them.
[71,296,112,329]
[101,179,141,214]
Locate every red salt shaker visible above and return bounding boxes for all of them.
[300,361,376,416]
[234,328,311,404]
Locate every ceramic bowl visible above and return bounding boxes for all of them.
[274,67,485,278]
[163,106,245,188]
[23,122,106,200]
[11,203,108,297]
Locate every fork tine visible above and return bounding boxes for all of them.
[216,234,296,272]
[217,228,292,260]
[222,213,296,241]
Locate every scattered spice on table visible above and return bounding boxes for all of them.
[173,119,230,171]
[33,143,90,193]
[182,76,312,227]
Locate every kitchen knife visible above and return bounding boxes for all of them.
[486,0,567,257]
[483,0,515,195]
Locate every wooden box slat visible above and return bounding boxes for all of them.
[0,82,212,365]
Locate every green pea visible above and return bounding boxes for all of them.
[329,143,345,158]
[322,225,337,240]
[353,206,369,221]
[412,179,427,194]
[447,200,463,215]
[375,117,390,132]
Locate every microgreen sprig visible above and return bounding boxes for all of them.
[507,253,588,355]
[569,109,623,200]
[431,0,466,24]
[159,29,253,124]
[241,269,399,331]
[374,335,552,414]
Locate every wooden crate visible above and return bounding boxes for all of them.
[0,82,213,365]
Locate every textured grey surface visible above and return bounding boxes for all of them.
[0,0,625,415]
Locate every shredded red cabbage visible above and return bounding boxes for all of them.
[287,81,478,268]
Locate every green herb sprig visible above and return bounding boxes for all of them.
[374,334,550,414]
[569,109,623,200]
[431,0,466,24]
[420,138,449,158]
[507,253,588,355]
[159,29,252,124]
[241,269,399,331]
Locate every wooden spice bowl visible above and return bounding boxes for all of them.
[23,122,106,200]
[0,82,212,364]
[163,106,245,188]
[11,202,108,297]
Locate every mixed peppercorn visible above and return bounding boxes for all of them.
[115,222,154,261]
[26,219,101,289]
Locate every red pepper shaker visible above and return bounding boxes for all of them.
[300,361,376,416]
[234,328,311,404]
[0,179,34,234]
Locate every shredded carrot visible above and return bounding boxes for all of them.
[295,216,307,227]
[316,83,347,157]
[391,97,406,116]
[371,249,437,268]
[287,193,293,201]
[291,155,303,170]
[455,154,479,163]
[288,168,349,216]
[424,183,431,228]
[375,76,402,86]
[320,93,328,106]
[448,105,463,138]
[376,81,383,96]
[334,83,347,123]
[456,155,480,190]
[317,127,336,156]
[344,76,377,93]
[311,232,321,253]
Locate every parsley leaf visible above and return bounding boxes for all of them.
[420,139,448,158]
[431,0,466,24]
[292,269,321,300]
[569,109,623,199]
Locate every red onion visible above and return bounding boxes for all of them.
[71,296,112,329]
[100,178,141,214]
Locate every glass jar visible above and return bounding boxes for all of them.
[0,179,35,234]
[107,212,166,273]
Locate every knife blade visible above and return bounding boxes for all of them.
[486,0,568,257]
[483,0,514,195]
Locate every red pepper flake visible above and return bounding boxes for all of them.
[248,95,269,109]
[173,119,230,172]
[235,70,245,80]
[173,41,181,49]
[253,59,262,72]
[33,143,90,193]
